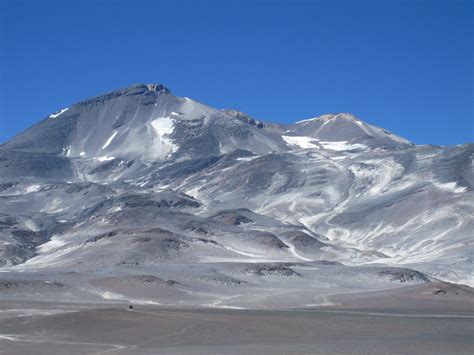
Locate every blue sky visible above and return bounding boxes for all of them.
[0,0,472,145]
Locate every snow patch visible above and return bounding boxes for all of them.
[96,156,115,162]
[433,181,467,194]
[283,135,366,151]
[96,290,161,305]
[213,305,246,310]
[295,117,318,124]
[102,131,118,149]
[282,136,319,149]
[24,185,41,193]
[185,187,200,198]
[319,141,366,151]
[295,114,335,124]
[151,117,174,137]
[236,156,259,162]
[100,291,126,300]
[149,116,177,158]
[38,236,66,253]
[49,107,69,119]
[110,206,122,213]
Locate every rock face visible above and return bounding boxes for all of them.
[0,83,472,307]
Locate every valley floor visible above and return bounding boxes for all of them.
[0,298,472,355]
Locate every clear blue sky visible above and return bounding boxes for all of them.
[0,0,472,145]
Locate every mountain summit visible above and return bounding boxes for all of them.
[291,112,412,147]
[0,84,472,308]
[1,84,411,180]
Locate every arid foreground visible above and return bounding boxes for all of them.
[0,284,473,355]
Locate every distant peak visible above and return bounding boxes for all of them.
[144,83,171,94]
[122,83,171,95]
[77,83,171,106]
[296,113,360,124]
[333,113,359,120]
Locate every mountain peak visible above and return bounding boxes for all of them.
[330,112,358,120]
[118,83,172,96]
[296,113,359,124]
[144,83,172,93]
[291,112,411,145]
[76,83,171,106]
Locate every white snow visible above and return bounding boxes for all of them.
[282,136,319,149]
[38,236,66,253]
[49,107,69,119]
[433,181,467,194]
[95,290,161,305]
[282,135,366,151]
[150,117,174,137]
[211,305,246,310]
[24,185,41,193]
[185,187,201,198]
[318,141,366,151]
[236,156,259,162]
[79,152,86,156]
[171,111,181,116]
[295,114,335,124]
[149,116,177,158]
[110,206,122,213]
[295,117,319,124]
[102,131,118,149]
[96,156,115,162]
[99,291,126,300]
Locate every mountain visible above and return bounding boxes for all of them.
[289,113,412,149]
[0,83,472,308]
[0,84,287,180]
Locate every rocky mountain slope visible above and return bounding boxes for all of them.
[0,83,472,308]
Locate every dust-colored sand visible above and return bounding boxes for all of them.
[0,301,472,354]
[0,282,472,354]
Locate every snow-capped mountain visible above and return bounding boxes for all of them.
[1,84,287,180]
[0,83,472,308]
